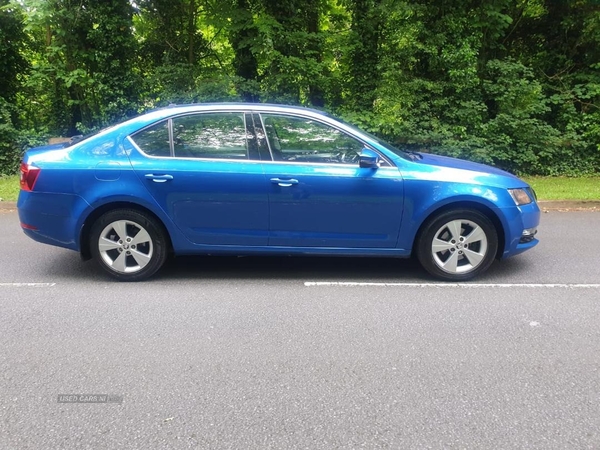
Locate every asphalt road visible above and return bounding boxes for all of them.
[1,209,599,449]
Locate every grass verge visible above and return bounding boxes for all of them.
[523,176,600,201]
[0,175,19,203]
[1,174,599,203]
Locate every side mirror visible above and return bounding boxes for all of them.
[359,148,380,168]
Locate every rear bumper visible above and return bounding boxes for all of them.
[17,191,90,251]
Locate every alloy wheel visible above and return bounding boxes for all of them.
[98,219,154,274]
[430,219,489,275]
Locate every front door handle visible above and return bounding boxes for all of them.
[270,178,298,187]
[145,174,174,183]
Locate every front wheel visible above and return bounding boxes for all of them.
[89,209,168,281]
[416,209,498,281]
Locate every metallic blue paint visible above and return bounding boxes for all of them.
[129,151,270,246]
[266,163,403,248]
[17,103,540,277]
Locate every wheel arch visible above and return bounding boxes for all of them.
[412,200,506,259]
[79,201,173,261]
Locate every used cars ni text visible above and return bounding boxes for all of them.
[18,103,540,281]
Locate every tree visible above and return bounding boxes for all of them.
[20,0,139,135]
[0,0,28,106]
[0,1,29,174]
[228,0,260,101]
[344,0,383,111]
[1,0,598,175]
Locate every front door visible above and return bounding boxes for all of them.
[259,113,404,248]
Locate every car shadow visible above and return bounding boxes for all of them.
[157,255,424,282]
[41,250,527,284]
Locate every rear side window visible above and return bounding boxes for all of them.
[131,121,170,157]
[173,113,247,159]
[131,113,249,160]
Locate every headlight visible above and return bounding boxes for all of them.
[508,188,533,206]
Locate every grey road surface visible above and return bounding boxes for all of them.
[1,209,599,449]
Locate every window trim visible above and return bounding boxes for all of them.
[257,112,275,161]
[167,118,174,157]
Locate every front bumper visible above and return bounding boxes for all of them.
[498,201,541,259]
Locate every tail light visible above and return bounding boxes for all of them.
[20,162,41,191]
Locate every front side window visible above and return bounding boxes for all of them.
[173,113,248,160]
[261,114,365,164]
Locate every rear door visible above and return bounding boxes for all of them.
[128,111,269,246]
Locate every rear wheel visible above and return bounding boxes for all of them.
[416,209,498,281]
[90,209,168,281]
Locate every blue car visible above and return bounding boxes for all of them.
[18,104,539,281]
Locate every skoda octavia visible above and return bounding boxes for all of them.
[18,104,539,281]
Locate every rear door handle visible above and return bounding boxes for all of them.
[145,174,174,183]
[270,178,298,187]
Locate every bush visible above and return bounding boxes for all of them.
[0,99,20,176]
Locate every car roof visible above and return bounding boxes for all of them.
[148,102,328,118]
[162,102,323,111]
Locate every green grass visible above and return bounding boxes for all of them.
[0,175,19,203]
[523,176,600,201]
[1,174,598,203]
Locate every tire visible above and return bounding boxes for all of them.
[89,209,169,281]
[416,209,498,281]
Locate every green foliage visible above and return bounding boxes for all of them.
[0,0,29,105]
[2,0,599,176]
[346,1,600,176]
[143,64,242,106]
[0,99,21,176]
[135,0,207,66]
[18,0,140,134]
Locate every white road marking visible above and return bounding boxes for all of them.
[0,283,56,287]
[304,282,600,288]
